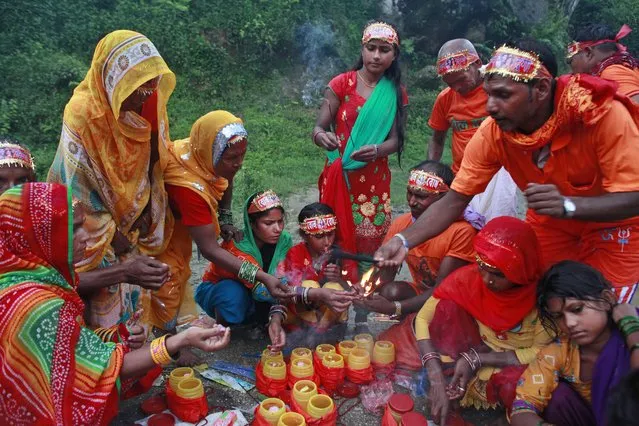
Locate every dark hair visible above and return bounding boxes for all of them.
[353,20,406,165]
[246,191,285,224]
[607,370,639,426]
[495,38,558,79]
[410,160,454,187]
[0,135,20,144]
[574,24,619,54]
[298,202,334,223]
[537,261,613,336]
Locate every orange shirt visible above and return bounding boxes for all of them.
[383,212,476,290]
[452,100,639,230]
[601,64,639,99]
[428,85,488,173]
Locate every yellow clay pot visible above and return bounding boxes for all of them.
[372,340,396,365]
[307,394,334,419]
[322,353,345,369]
[337,340,357,362]
[169,367,194,391]
[259,398,286,425]
[292,380,318,411]
[322,282,344,291]
[278,412,306,426]
[291,347,313,364]
[347,348,371,370]
[290,358,314,379]
[354,333,375,354]
[315,344,336,360]
[264,360,287,380]
[301,280,321,289]
[175,378,204,399]
[262,349,284,366]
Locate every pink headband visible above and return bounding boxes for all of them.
[566,24,632,59]
[437,50,481,76]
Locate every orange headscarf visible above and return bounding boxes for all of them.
[48,30,175,270]
[433,217,543,332]
[163,110,247,234]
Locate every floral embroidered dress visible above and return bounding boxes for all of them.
[319,71,408,255]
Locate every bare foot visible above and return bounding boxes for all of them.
[176,347,202,367]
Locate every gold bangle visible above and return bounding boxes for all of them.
[150,335,173,366]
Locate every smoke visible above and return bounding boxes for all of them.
[296,22,344,107]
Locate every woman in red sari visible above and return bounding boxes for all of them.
[0,183,230,425]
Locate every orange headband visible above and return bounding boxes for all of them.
[300,214,337,235]
[485,45,552,82]
[362,22,399,46]
[248,190,282,214]
[566,24,631,59]
[0,143,35,170]
[407,170,449,194]
[437,50,481,76]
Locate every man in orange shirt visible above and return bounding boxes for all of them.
[567,24,639,103]
[357,160,476,317]
[377,39,639,303]
[429,38,518,221]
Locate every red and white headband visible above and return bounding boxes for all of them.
[300,214,337,235]
[408,170,449,194]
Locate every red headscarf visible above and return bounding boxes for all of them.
[433,217,543,332]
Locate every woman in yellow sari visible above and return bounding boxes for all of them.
[48,30,175,330]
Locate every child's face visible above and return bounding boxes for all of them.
[0,166,35,194]
[546,294,614,346]
[304,231,335,257]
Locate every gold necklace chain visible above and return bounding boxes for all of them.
[357,71,377,88]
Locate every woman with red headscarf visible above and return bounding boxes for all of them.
[414,217,552,425]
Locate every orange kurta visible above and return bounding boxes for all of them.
[452,100,639,290]
[428,85,488,173]
[600,64,639,99]
[383,213,476,293]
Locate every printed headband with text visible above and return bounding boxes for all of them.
[407,170,449,194]
[248,190,282,214]
[299,214,338,235]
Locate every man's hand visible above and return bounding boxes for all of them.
[374,236,408,268]
[123,255,170,290]
[524,183,565,218]
[315,288,358,313]
[354,294,395,315]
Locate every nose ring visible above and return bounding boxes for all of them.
[489,280,495,285]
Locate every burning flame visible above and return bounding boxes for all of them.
[359,267,380,297]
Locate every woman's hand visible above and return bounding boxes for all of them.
[314,131,340,151]
[264,276,296,301]
[123,255,170,290]
[350,145,378,162]
[268,316,286,352]
[323,263,341,282]
[612,302,638,323]
[184,325,231,352]
[353,294,395,315]
[313,288,357,313]
[448,357,474,400]
[220,224,243,242]
[126,325,146,350]
[428,373,451,426]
